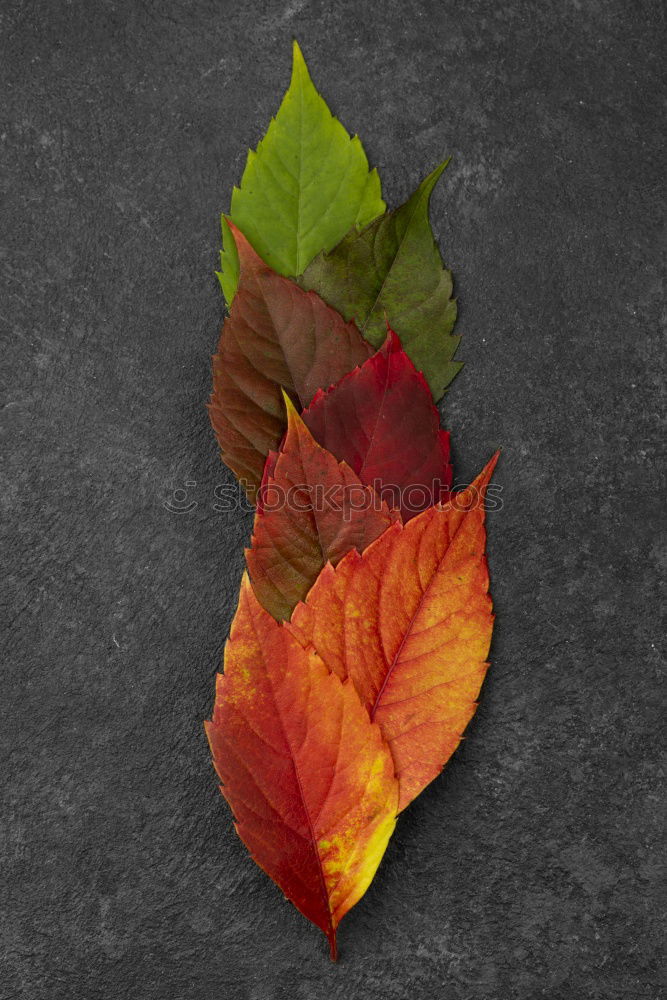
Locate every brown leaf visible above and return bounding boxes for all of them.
[208,224,372,501]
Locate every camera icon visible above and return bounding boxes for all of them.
[163,481,198,514]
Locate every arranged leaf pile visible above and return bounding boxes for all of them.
[204,41,500,959]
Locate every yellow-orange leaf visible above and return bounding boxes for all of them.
[205,575,399,958]
[288,454,499,811]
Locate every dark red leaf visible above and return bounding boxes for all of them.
[301,329,452,520]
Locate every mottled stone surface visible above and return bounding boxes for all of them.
[2,1,664,997]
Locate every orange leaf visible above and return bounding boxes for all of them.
[287,454,499,811]
[205,576,398,958]
[208,224,373,501]
[246,395,396,621]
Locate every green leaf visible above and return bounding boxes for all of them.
[217,41,385,304]
[300,162,461,400]
[217,217,239,304]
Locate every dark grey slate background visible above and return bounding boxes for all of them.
[2,0,664,997]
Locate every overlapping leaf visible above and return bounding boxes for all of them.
[208,224,373,501]
[205,39,500,961]
[206,576,399,959]
[301,162,460,399]
[288,454,498,811]
[247,397,395,622]
[218,41,385,304]
[302,329,452,520]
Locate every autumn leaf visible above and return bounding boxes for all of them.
[246,396,396,622]
[301,162,460,399]
[205,575,399,959]
[218,41,385,304]
[208,224,373,501]
[301,328,452,520]
[287,454,499,811]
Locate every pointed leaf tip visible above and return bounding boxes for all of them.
[291,39,309,79]
[466,450,500,495]
[426,157,448,184]
[421,158,451,199]
[485,449,501,478]
[281,388,298,420]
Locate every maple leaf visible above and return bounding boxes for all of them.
[287,454,499,811]
[301,162,460,399]
[246,396,396,622]
[205,575,399,959]
[218,41,385,304]
[208,224,373,501]
[301,328,452,520]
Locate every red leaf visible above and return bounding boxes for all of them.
[205,576,399,958]
[301,329,452,520]
[246,395,396,621]
[208,224,373,502]
[287,454,499,811]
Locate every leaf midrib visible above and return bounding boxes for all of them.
[251,607,336,944]
[369,504,469,721]
[357,349,392,480]
[295,68,305,275]
[359,187,428,336]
